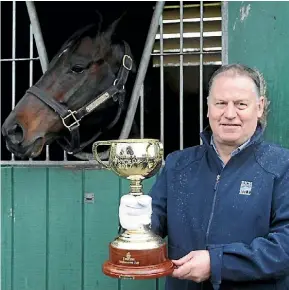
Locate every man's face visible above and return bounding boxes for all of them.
[207,73,264,147]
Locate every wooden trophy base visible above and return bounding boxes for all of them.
[102,229,174,280]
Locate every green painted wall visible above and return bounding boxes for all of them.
[227,1,289,148]
[1,167,164,290]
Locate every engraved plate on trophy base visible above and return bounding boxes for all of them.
[102,228,174,279]
[103,244,174,279]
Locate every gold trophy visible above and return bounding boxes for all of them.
[92,139,174,280]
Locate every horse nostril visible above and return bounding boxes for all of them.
[7,123,24,145]
[7,124,17,134]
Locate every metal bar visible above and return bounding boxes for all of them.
[155,31,222,39]
[140,84,144,138]
[63,148,68,161]
[1,159,167,168]
[160,2,220,9]
[151,50,222,56]
[45,145,50,161]
[1,57,40,61]
[12,2,16,110]
[199,1,204,144]
[29,24,34,161]
[160,14,164,146]
[154,61,221,68]
[25,1,48,73]
[11,1,16,161]
[26,1,51,160]
[119,1,165,139]
[0,160,104,168]
[179,1,184,150]
[163,17,222,24]
[29,25,33,87]
[221,1,229,65]
[0,1,2,285]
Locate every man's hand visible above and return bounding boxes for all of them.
[172,250,211,282]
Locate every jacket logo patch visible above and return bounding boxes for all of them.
[239,181,252,195]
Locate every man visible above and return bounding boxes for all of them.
[119,64,289,290]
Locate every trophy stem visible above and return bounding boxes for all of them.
[128,175,144,196]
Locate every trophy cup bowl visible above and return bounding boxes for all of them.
[92,139,174,280]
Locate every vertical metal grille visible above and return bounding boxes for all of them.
[11,1,16,160]
[152,1,222,152]
[179,1,184,150]
[199,2,204,143]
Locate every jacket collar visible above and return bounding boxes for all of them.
[200,122,264,150]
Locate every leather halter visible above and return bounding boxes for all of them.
[26,41,133,155]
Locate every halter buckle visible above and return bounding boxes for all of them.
[122,55,132,71]
[113,79,125,91]
[61,110,80,131]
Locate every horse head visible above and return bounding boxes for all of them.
[2,17,136,159]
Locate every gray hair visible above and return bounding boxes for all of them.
[207,63,270,128]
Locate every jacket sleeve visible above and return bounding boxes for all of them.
[208,169,289,286]
[148,154,173,239]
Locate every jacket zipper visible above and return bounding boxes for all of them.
[205,174,221,245]
[205,150,238,245]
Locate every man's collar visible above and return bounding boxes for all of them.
[200,122,264,148]
[210,135,251,157]
[209,136,251,167]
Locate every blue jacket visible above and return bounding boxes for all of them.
[149,125,289,290]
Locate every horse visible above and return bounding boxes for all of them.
[2,18,138,160]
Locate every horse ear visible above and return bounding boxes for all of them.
[103,13,125,40]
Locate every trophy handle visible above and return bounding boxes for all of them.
[146,142,154,155]
[92,141,111,169]
[145,141,164,178]
[146,141,164,158]
[157,141,164,157]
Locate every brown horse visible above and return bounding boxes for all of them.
[2,18,136,159]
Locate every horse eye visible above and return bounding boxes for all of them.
[71,64,85,74]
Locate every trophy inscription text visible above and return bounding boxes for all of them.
[119,252,140,265]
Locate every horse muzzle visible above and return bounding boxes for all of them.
[3,132,45,159]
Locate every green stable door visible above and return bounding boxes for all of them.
[2,166,165,290]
